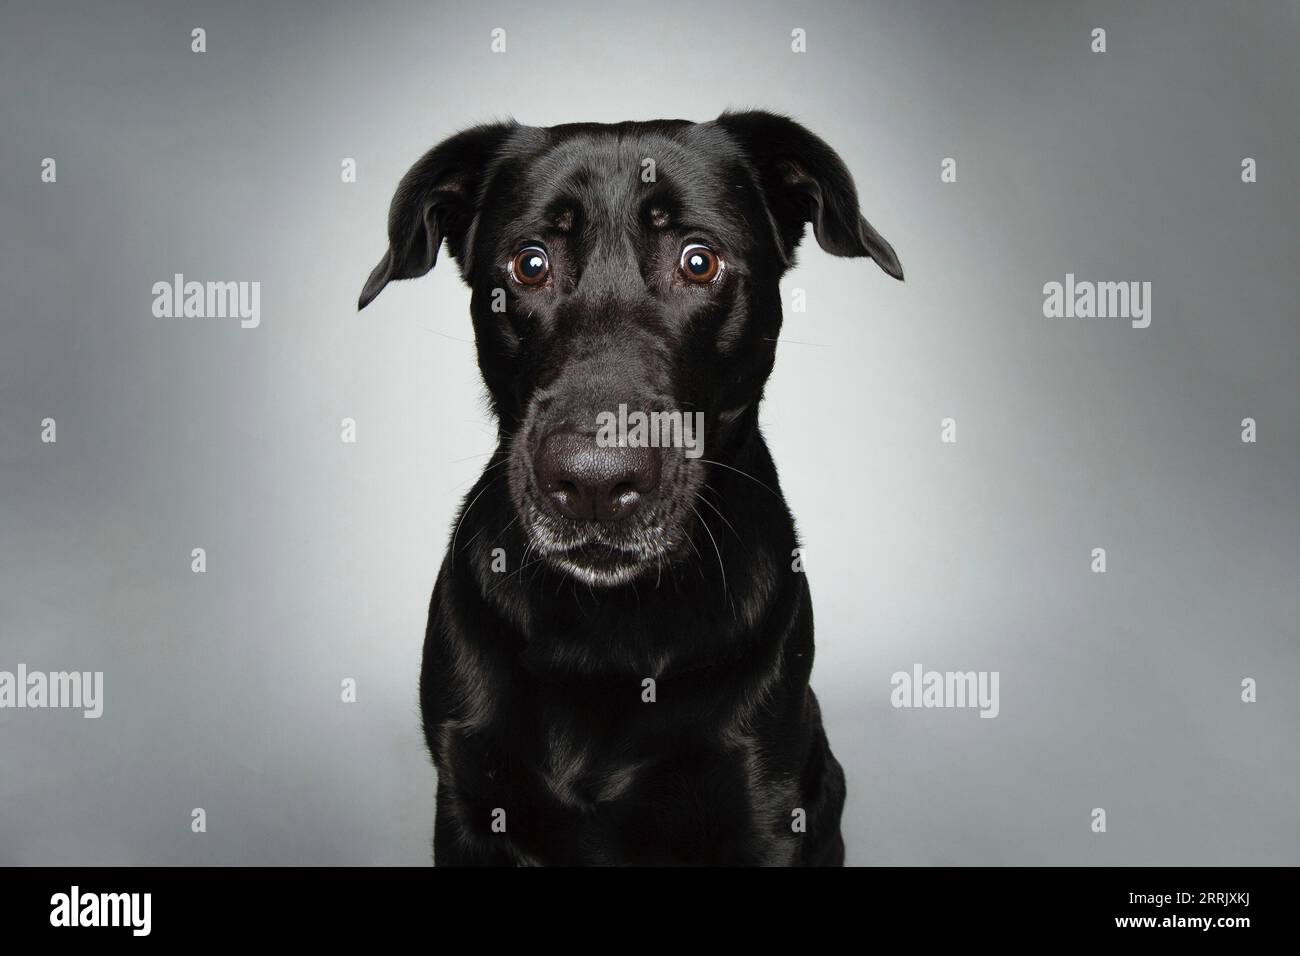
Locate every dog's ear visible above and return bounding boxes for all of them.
[358,122,517,310]
[715,110,902,280]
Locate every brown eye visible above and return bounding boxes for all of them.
[680,243,721,283]
[511,246,550,285]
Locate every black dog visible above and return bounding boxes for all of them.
[359,111,901,865]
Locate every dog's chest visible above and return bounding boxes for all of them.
[533,712,644,807]
[450,671,763,858]
[522,674,705,807]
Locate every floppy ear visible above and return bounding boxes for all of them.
[358,121,517,310]
[715,110,903,280]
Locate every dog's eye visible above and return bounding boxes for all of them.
[679,243,721,284]
[510,246,550,286]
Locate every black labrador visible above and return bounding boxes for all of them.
[359,111,902,865]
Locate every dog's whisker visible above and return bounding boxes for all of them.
[450,455,511,494]
[487,556,546,595]
[446,449,500,465]
[699,458,783,501]
[682,527,706,580]
[459,525,487,551]
[690,502,731,618]
[451,477,501,556]
[467,512,519,563]
[762,336,833,348]
[489,515,520,547]
[697,486,745,549]
[417,326,476,344]
[510,539,538,585]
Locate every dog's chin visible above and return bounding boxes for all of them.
[545,543,660,588]
[519,502,685,588]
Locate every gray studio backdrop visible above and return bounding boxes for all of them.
[1,0,1296,865]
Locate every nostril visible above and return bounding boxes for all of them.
[535,430,662,522]
[632,469,657,494]
[605,483,644,521]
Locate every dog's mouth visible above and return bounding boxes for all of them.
[547,539,663,586]
[518,500,688,587]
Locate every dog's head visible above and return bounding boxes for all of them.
[359,111,901,586]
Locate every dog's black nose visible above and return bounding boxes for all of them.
[535,432,661,522]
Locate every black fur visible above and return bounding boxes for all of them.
[360,111,901,865]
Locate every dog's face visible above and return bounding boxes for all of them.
[359,112,901,586]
